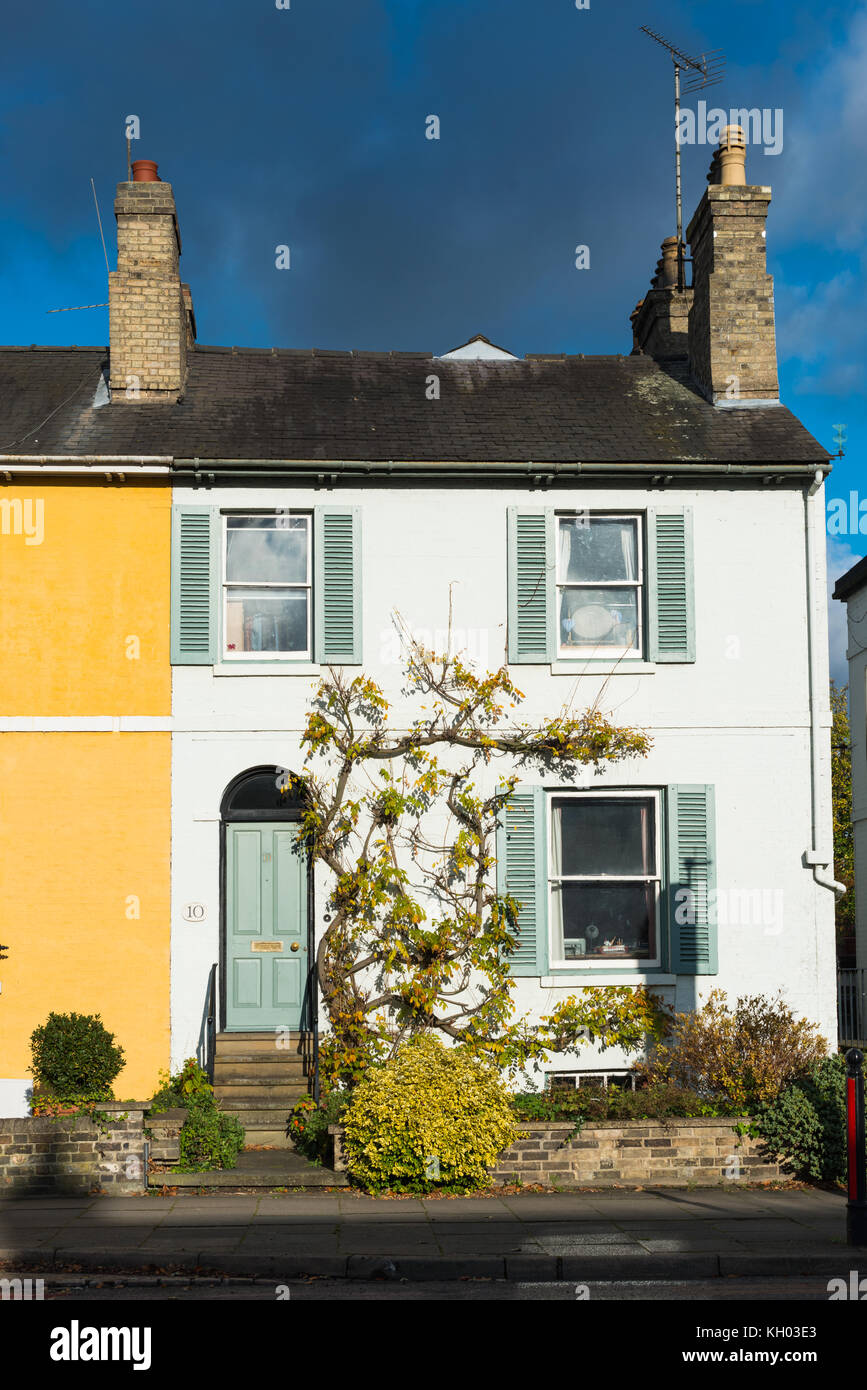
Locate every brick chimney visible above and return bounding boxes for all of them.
[630,236,693,359]
[685,127,779,404]
[108,161,195,402]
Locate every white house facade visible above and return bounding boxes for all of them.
[0,129,839,1118]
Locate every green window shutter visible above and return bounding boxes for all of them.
[314,507,362,664]
[170,506,218,664]
[666,784,717,975]
[647,508,695,662]
[507,509,554,663]
[495,786,548,976]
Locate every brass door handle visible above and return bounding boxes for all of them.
[290,942,300,952]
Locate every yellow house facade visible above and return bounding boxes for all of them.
[0,481,172,1104]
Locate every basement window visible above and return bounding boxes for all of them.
[547,1071,638,1092]
[223,514,312,659]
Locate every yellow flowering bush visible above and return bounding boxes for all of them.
[341,1035,518,1193]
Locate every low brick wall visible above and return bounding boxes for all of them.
[147,1108,186,1164]
[491,1118,782,1187]
[0,1106,148,1196]
[330,1118,782,1187]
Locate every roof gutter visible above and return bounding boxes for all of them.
[0,457,831,482]
[174,458,831,482]
[0,455,171,478]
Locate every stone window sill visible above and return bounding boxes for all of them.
[541,973,676,987]
[212,663,321,677]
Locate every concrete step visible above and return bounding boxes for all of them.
[149,1148,345,1188]
[216,1032,308,1051]
[215,1083,307,1102]
[214,1057,307,1073]
[239,1129,296,1148]
[215,1088,307,1102]
[218,1103,302,1123]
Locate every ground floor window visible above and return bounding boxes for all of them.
[549,792,660,965]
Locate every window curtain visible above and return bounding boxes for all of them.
[621,523,637,581]
[558,521,572,579]
[638,799,652,873]
[550,801,563,958]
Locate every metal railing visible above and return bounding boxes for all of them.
[204,963,218,1083]
[838,967,867,1047]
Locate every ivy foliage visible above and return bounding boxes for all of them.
[341,1034,518,1193]
[831,679,854,935]
[283,633,655,1086]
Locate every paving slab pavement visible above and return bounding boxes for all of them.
[0,1187,853,1281]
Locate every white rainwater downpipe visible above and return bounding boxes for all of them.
[804,467,846,897]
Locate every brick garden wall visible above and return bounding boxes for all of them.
[0,1107,147,1196]
[491,1118,783,1187]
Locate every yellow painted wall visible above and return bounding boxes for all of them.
[0,733,171,1100]
[0,484,170,714]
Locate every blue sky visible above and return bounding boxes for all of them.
[0,0,864,678]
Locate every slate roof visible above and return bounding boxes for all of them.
[833,554,867,602]
[0,344,828,464]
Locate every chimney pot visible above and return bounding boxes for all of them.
[718,125,747,186]
[659,236,679,289]
[131,160,160,183]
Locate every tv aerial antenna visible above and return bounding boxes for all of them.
[640,26,725,291]
[46,178,111,314]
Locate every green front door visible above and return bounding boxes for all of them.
[225,822,308,1030]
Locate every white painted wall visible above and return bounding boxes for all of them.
[170,481,838,1071]
[0,1080,31,1117]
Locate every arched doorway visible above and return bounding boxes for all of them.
[219,767,313,1035]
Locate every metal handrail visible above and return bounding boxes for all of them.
[205,962,218,1083]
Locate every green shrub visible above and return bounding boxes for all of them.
[148,1058,244,1171]
[341,1034,518,1194]
[149,1058,213,1113]
[176,1095,245,1172]
[30,1012,125,1102]
[637,990,828,1112]
[754,1054,849,1182]
[511,1081,735,1125]
[289,1088,348,1164]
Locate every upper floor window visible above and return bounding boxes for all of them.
[556,514,643,658]
[223,514,312,659]
[507,506,694,666]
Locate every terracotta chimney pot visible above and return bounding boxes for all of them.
[131,160,160,183]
